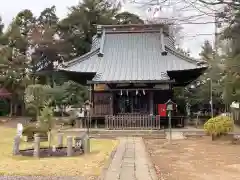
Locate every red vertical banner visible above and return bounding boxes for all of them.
[158,104,167,117]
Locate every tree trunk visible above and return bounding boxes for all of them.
[9,100,13,117]
[21,102,25,116]
[21,95,25,116]
[61,105,64,116]
[14,103,18,116]
[212,134,220,141]
[36,107,40,122]
[211,134,215,141]
[48,130,52,155]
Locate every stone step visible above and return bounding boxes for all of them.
[62,129,166,138]
[64,128,164,133]
[89,131,166,139]
[90,131,165,135]
[90,134,166,139]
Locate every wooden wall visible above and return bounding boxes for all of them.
[92,92,113,117]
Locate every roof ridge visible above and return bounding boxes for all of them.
[98,23,171,28]
[64,48,100,67]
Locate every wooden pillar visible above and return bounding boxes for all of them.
[149,91,154,115]
[110,92,114,115]
[91,85,94,110]
[170,83,174,99]
[89,84,93,128]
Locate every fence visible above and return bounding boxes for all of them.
[105,114,161,129]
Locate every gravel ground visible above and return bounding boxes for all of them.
[0,176,97,180]
[144,137,240,180]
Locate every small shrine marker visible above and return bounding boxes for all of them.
[165,99,177,144]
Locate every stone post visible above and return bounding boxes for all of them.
[82,135,90,154]
[75,119,80,128]
[33,134,40,158]
[13,135,20,155]
[79,120,83,128]
[67,136,73,156]
[94,119,97,129]
[57,133,64,147]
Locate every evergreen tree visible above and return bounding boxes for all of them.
[222,8,240,104]
[185,40,224,111]
[115,11,144,24]
[58,0,121,59]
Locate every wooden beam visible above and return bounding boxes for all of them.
[106,83,117,89]
[91,84,94,108]
[110,92,113,115]
[99,88,171,91]
[149,91,154,115]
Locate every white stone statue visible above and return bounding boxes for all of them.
[17,123,23,137]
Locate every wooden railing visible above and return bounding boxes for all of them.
[105,114,161,129]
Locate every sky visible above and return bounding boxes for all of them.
[0,0,216,58]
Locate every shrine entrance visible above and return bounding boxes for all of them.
[114,90,149,114]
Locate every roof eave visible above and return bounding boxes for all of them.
[165,46,200,64]
[58,69,96,74]
[167,66,208,86]
[87,79,175,84]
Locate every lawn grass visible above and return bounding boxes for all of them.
[0,126,118,176]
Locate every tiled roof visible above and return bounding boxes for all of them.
[64,49,100,73]
[60,24,206,83]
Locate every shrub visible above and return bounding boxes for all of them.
[38,105,55,148]
[22,125,48,138]
[204,115,233,137]
[39,106,55,131]
[56,117,76,127]
[24,84,52,120]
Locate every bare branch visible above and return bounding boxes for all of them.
[198,0,240,7]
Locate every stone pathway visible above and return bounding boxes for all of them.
[103,137,157,180]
